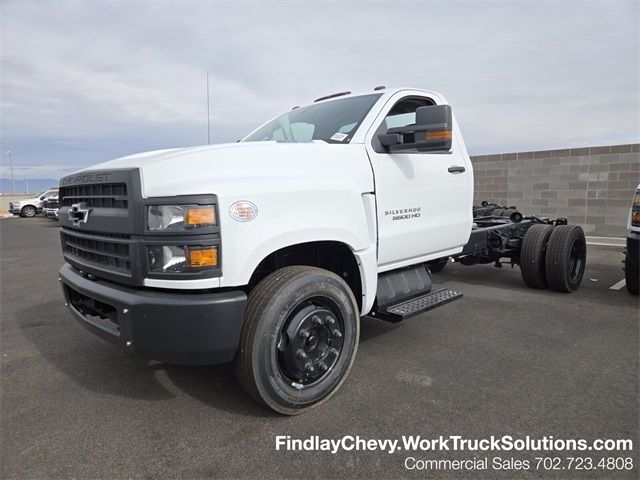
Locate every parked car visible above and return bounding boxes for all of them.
[43,195,60,220]
[625,184,640,295]
[57,87,586,414]
[8,189,58,217]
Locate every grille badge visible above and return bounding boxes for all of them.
[68,203,91,226]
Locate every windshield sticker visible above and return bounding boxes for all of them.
[330,132,348,142]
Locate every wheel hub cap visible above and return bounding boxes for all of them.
[277,302,344,386]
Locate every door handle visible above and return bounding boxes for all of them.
[448,165,466,174]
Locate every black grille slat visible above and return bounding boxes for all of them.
[60,183,128,208]
[62,229,131,272]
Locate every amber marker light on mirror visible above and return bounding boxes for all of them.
[186,247,219,268]
[425,129,452,141]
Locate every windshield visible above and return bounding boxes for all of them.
[243,94,382,143]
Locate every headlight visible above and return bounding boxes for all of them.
[632,189,640,228]
[147,204,217,231]
[148,245,219,272]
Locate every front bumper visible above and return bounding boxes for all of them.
[44,208,59,219]
[59,263,247,365]
[8,208,20,215]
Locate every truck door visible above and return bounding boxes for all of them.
[365,94,473,270]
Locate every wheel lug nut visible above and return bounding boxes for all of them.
[318,361,328,372]
[299,329,310,339]
[332,329,342,339]
[296,349,307,359]
[312,315,323,325]
[329,348,339,357]
[305,362,315,373]
[326,316,335,326]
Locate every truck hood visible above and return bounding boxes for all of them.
[81,141,374,198]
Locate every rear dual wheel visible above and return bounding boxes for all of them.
[520,224,586,292]
[235,266,359,415]
[545,225,587,292]
[520,224,554,289]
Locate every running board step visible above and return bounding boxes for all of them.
[372,288,463,323]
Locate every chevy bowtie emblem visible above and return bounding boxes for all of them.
[68,203,91,226]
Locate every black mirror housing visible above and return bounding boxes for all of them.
[378,104,453,153]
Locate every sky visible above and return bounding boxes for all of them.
[0,0,639,181]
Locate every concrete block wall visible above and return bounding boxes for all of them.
[471,144,640,237]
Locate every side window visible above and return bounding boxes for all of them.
[372,96,435,153]
[383,98,433,129]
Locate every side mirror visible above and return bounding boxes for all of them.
[378,105,453,152]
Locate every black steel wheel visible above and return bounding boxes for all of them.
[20,205,37,217]
[520,224,554,289]
[427,257,449,274]
[235,266,359,415]
[545,225,587,292]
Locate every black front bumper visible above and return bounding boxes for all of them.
[59,263,246,365]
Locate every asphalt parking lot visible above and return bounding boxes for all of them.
[1,217,638,479]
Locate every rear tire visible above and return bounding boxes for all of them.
[625,252,639,295]
[545,225,587,292]
[520,224,554,289]
[235,266,359,415]
[20,205,36,217]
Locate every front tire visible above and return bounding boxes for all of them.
[235,266,360,415]
[20,205,37,217]
[625,252,639,295]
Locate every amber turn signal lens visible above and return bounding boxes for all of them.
[425,129,452,141]
[186,207,216,226]
[186,247,218,268]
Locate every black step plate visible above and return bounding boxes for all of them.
[372,288,463,323]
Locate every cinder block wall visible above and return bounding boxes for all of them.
[471,144,640,237]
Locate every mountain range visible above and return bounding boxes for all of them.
[0,178,59,195]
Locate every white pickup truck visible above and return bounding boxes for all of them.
[8,189,58,217]
[58,87,586,414]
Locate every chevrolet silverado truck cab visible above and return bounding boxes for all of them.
[58,87,586,414]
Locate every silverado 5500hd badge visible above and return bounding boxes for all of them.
[385,207,421,221]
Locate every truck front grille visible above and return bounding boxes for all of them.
[59,183,128,208]
[61,229,131,272]
[47,199,59,208]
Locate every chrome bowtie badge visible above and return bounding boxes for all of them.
[68,203,91,226]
